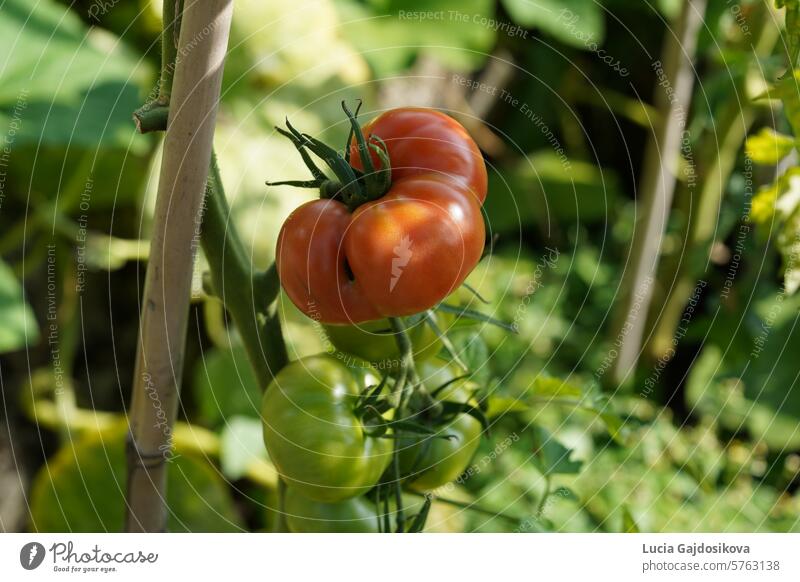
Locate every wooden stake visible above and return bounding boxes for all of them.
[125,0,234,532]
[610,0,706,386]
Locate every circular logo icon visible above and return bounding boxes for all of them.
[19,542,46,570]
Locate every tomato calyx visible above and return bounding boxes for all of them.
[353,374,457,442]
[267,101,392,211]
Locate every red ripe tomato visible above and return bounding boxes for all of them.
[351,107,487,204]
[276,108,486,324]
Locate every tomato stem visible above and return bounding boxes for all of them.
[387,316,413,532]
[342,101,376,178]
[342,100,391,202]
[275,126,328,182]
[343,99,363,165]
[406,490,523,525]
[205,152,288,387]
[535,474,553,517]
[269,105,393,212]
[132,0,182,131]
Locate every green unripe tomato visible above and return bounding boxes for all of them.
[399,358,482,491]
[284,486,380,533]
[323,313,443,368]
[261,355,393,502]
[283,487,440,532]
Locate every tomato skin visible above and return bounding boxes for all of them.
[284,486,379,533]
[351,108,487,204]
[345,175,485,317]
[283,487,438,533]
[278,176,485,323]
[276,107,487,325]
[323,314,443,366]
[399,359,482,491]
[261,355,393,502]
[276,199,381,324]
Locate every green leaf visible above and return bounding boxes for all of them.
[745,128,796,165]
[742,308,800,449]
[334,0,496,75]
[531,426,583,476]
[220,416,269,481]
[0,0,149,151]
[526,377,625,443]
[750,167,800,295]
[83,235,150,271]
[436,303,516,332]
[776,4,800,71]
[29,425,244,532]
[750,180,781,225]
[553,486,578,501]
[501,0,604,48]
[622,505,640,533]
[598,411,626,445]
[423,310,467,371]
[439,401,491,433]
[227,0,368,88]
[777,211,800,294]
[484,395,530,418]
[688,291,800,451]
[0,258,39,353]
[485,152,622,233]
[769,71,800,136]
[446,327,492,386]
[656,0,682,19]
[193,346,262,427]
[530,375,583,399]
[749,168,800,293]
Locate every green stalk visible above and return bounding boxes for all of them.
[388,316,412,532]
[406,490,522,525]
[133,0,183,132]
[204,153,287,388]
[646,5,780,360]
[158,0,181,105]
[609,0,707,386]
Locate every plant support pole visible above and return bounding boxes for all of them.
[610,0,706,386]
[126,0,234,532]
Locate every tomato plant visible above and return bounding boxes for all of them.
[261,105,495,529]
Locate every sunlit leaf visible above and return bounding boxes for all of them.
[484,396,530,418]
[0,0,149,151]
[530,376,583,399]
[622,505,640,533]
[29,425,243,532]
[501,0,604,48]
[333,0,496,75]
[220,416,269,481]
[193,346,262,427]
[745,128,795,165]
[531,426,583,476]
[0,258,39,353]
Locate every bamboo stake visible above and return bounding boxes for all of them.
[126,0,234,532]
[646,6,780,359]
[610,0,706,386]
